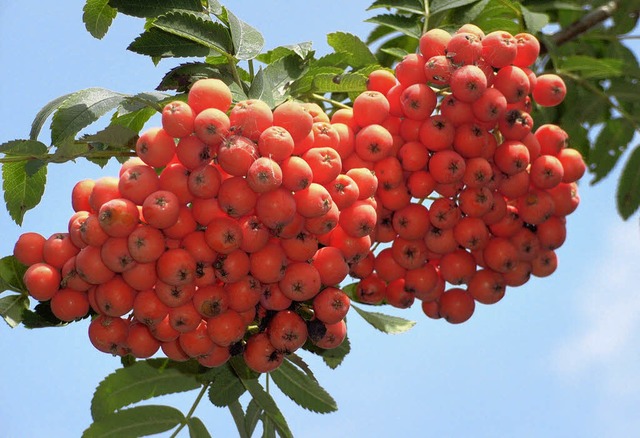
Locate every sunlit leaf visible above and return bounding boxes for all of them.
[108,0,203,18]
[326,32,377,68]
[152,11,233,55]
[0,294,29,328]
[83,0,117,39]
[2,154,47,225]
[351,304,416,334]
[226,8,264,59]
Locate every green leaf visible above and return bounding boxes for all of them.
[128,27,211,59]
[21,302,69,329]
[0,256,28,293]
[50,88,127,145]
[312,72,368,94]
[83,0,117,39]
[289,66,344,96]
[2,156,47,225]
[367,0,425,14]
[617,145,640,220]
[29,94,73,141]
[351,304,416,334]
[255,42,313,64]
[207,364,246,407]
[152,11,233,55]
[91,359,201,421]
[249,54,307,108]
[520,4,550,34]
[380,47,410,60]
[0,294,29,328]
[429,0,482,15]
[82,125,138,150]
[271,359,337,413]
[156,62,224,92]
[244,399,262,437]
[589,118,635,184]
[187,417,212,438]
[559,56,625,80]
[108,0,203,18]
[82,405,184,438]
[326,32,377,68]
[285,353,317,381]
[240,379,292,438]
[0,140,49,157]
[365,13,423,39]
[227,399,249,438]
[302,335,351,369]
[226,8,264,60]
[111,107,157,133]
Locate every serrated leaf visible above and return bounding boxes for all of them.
[312,73,368,94]
[617,145,640,220]
[153,11,233,55]
[187,417,211,438]
[0,294,29,328]
[207,364,246,407]
[256,42,313,64]
[227,399,249,438]
[50,88,127,145]
[128,27,211,59]
[271,359,337,413]
[245,399,262,437]
[302,335,351,369]
[589,118,635,184]
[226,8,264,60]
[239,378,292,438]
[207,0,223,15]
[82,125,138,150]
[520,4,550,34]
[108,0,203,18]
[326,32,377,68]
[156,62,224,92]
[351,304,416,334]
[0,140,49,157]
[29,94,73,141]
[111,107,158,134]
[2,158,47,225]
[289,66,344,96]
[365,13,422,39]
[21,302,69,329]
[380,47,410,59]
[367,0,425,14]
[49,139,92,163]
[82,405,184,438]
[0,256,28,293]
[429,0,482,15]
[91,359,201,421]
[83,0,117,39]
[285,353,316,381]
[248,55,307,107]
[560,56,625,80]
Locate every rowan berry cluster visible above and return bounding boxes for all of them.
[13,24,586,370]
[351,24,585,323]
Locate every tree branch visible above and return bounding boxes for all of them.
[551,1,621,46]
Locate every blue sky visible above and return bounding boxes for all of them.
[1,1,640,437]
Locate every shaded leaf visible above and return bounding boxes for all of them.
[207,364,246,407]
[128,28,211,59]
[226,8,264,60]
[82,125,138,150]
[0,294,29,328]
[82,405,184,438]
[617,145,640,220]
[153,11,233,54]
[303,335,351,369]
[0,256,28,293]
[83,0,117,39]
[285,354,316,381]
[157,62,224,92]
[2,156,47,225]
[559,56,625,80]
[240,379,292,438]
[326,32,377,68]
[227,399,249,438]
[0,140,49,157]
[380,47,410,59]
[589,118,635,184]
[366,13,422,39]
[187,417,212,438]
[367,0,425,14]
[271,359,337,413]
[91,359,201,421]
[108,0,202,18]
[21,302,69,329]
[244,399,262,437]
[430,0,482,15]
[50,139,92,163]
[520,4,550,34]
[256,42,313,64]
[351,304,416,334]
[248,54,307,107]
[289,66,344,96]
[50,88,127,145]
[30,94,74,141]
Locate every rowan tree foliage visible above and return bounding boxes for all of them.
[1,1,639,437]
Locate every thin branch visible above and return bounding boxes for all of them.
[551,1,621,46]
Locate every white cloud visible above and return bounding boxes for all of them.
[551,218,640,395]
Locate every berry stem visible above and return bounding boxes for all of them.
[169,383,210,438]
[311,93,351,110]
